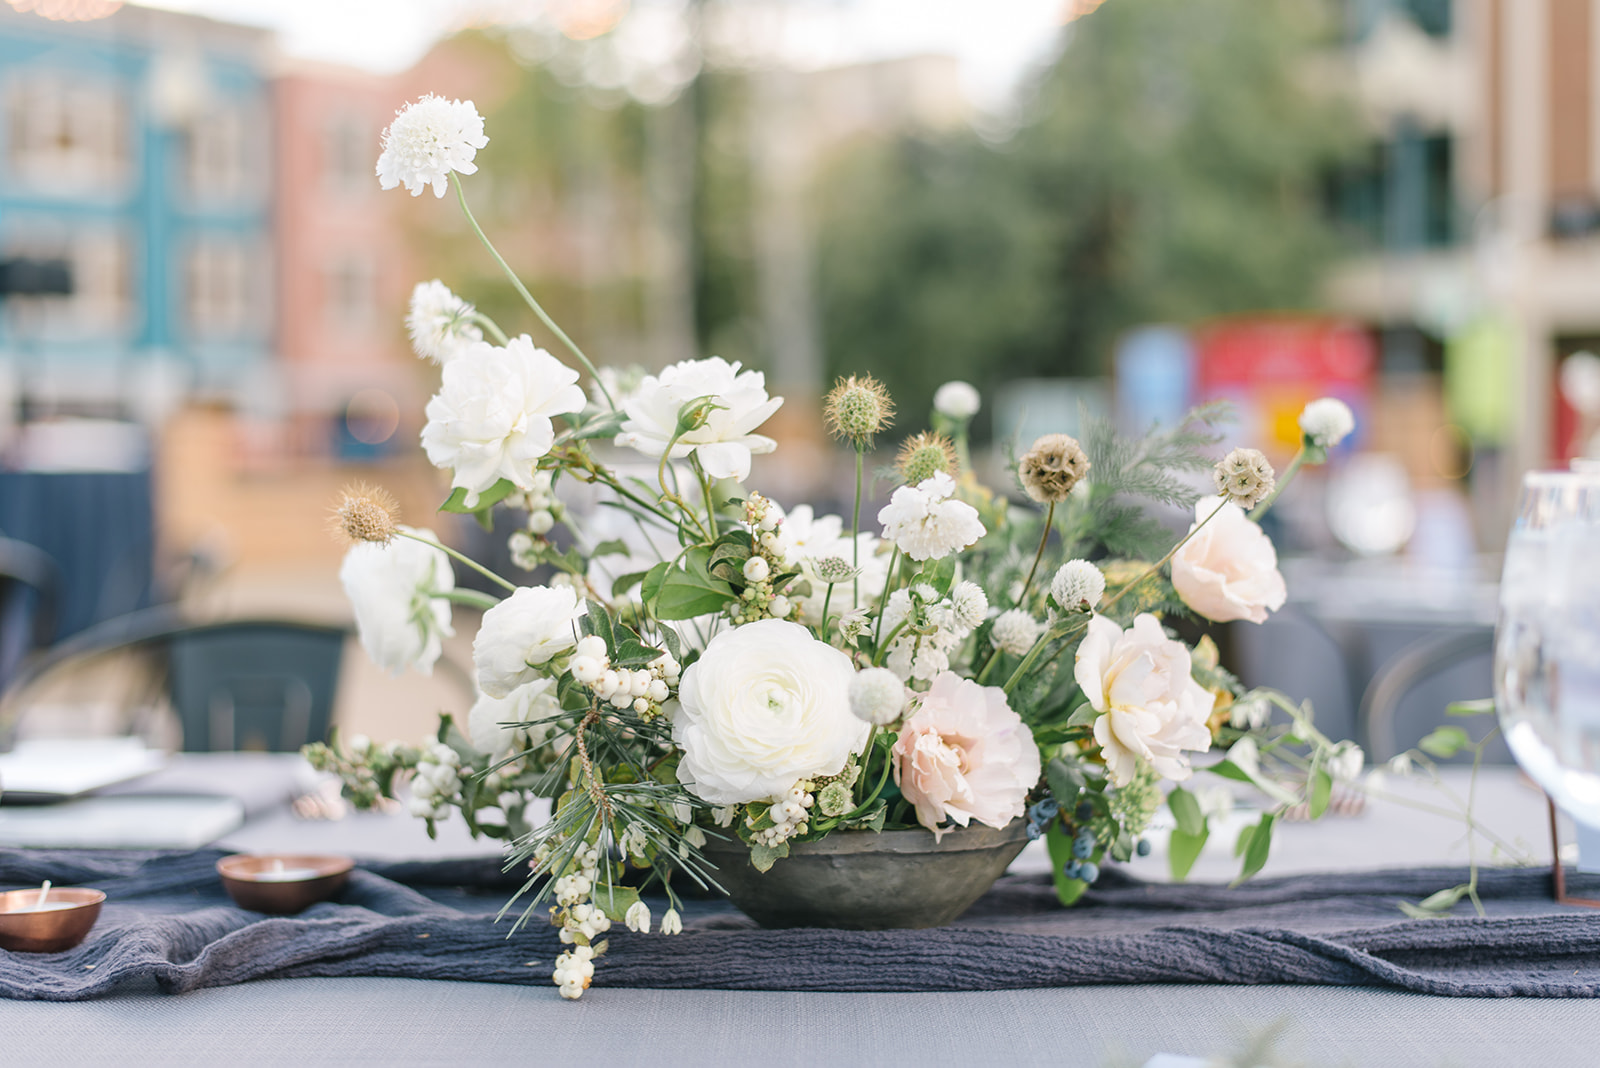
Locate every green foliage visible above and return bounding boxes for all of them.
[816,0,1358,435]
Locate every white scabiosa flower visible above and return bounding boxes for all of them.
[877,472,985,562]
[614,356,783,481]
[420,335,588,509]
[933,380,981,420]
[1050,560,1104,611]
[377,94,489,198]
[989,608,1042,656]
[1298,397,1355,449]
[849,667,908,726]
[406,280,482,364]
[950,581,988,629]
[339,525,454,676]
[472,584,587,698]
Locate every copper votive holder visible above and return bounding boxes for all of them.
[0,887,105,953]
[216,854,354,915]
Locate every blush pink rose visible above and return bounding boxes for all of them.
[892,672,1041,841]
[1170,498,1287,624]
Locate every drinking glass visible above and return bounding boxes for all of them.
[1495,468,1600,824]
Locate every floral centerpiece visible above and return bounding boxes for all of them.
[307,95,1364,1000]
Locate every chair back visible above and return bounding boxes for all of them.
[0,537,57,694]
[1360,627,1502,764]
[167,621,347,753]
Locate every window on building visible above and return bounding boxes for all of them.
[187,239,256,337]
[323,112,373,197]
[323,255,376,331]
[186,103,257,201]
[2,225,132,339]
[5,73,129,191]
[1342,0,1452,41]
[1325,129,1457,250]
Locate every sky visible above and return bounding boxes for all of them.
[136,0,1070,111]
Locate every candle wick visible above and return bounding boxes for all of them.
[34,880,50,910]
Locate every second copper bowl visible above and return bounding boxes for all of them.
[216,854,354,915]
[0,887,105,953]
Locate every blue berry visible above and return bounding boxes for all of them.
[1072,836,1093,860]
[1025,821,1042,841]
[1074,801,1094,821]
[1036,797,1059,821]
[1079,861,1100,884]
[1063,859,1082,879]
[1136,839,1152,857]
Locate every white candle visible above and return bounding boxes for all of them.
[249,860,321,883]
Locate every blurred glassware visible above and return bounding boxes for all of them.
[1327,452,1416,555]
[1495,466,1600,825]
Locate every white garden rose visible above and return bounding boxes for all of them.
[672,618,867,805]
[473,585,587,698]
[467,677,559,757]
[1073,613,1215,786]
[1170,498,1287,624]
[421,335,588,509]
[614,356,783,481]
[339,526,454,676]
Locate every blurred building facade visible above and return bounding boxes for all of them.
[0,5,273,427]
[1328,0,1600,502]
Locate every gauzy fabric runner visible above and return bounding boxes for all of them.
[2,849,1599,1001]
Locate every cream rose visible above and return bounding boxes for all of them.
[473,585,586,698]
[1170,498,1287,624]
[1074,613,1215,785]
[672,619,866,805]
[893,672,1040,841]
[468,677,559,758]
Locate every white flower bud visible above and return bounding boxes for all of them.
[849,666,907,725]
[1050,560,1105,611]
[647,678,670,703]
[625,900,651,933]
[742,556,771,583]
[1298,397,1355,448]
[660,908,683,935]
[950,581,988,630]
[575,635,608,661]
[990,609,1042,656]
[933,380,981,420]
[768,595,792,619]
[526,509,555,535]
[570,655,604,684]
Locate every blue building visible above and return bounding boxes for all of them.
[0,4,274,418]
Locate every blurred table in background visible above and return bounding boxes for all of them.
[0,469,156,641]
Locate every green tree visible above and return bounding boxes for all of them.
[816,0,1357,437]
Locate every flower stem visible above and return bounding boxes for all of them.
[1249,445,1305,523]
[1016,501,1056,608]
[694,457,719,539]
[1001,618,1088,696]
[439,588,501,610]
[451,173,615,411]
[472,312,508,345]
[870,546,901,653]
[396,529,518,593]
[851,448,865,610]
[1096,498,1225,616]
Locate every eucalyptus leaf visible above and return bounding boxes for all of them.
[1308,767,1333,820]
[749,840,789,873]
[592,884,642,923]
[1233,813,1275,884]
[1419,726,1472,758]
[1168,825,1208,881]
[1166,786,1205,837]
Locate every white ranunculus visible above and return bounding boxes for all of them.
[672,619,867,805]
[1073,613,1214,786]
[933,380,981,420]
[339,526,454,676]
[1298,397,1355,448]
[614,357,783,481]
[1170,498,1287,624]
[406,280,482,364]
[421,335,588,509]
[774,503,888,622]
[473,585,587,698]
[467,677,559,757]
[377,95,488,198]
[876,471,985,562]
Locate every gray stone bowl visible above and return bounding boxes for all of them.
[700,820,1029,930]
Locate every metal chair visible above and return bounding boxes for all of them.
[1360,627,1502,764]
[0,536,57,695]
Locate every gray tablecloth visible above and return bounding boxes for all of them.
[3,848,1596,1002]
